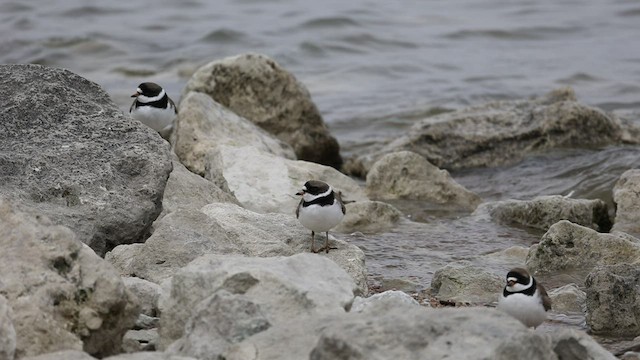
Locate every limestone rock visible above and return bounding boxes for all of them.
[104,352,196,360]
[172,91,295,176]
[182,53,342,168]
[122,277,162,317]
[0,200,140,358]
[526,221,640,282]
[613,169,640,238]
[21,350,97,360]
[431,261,503,303]
[158,253,358,350]
[351,290,420,313]
[547,329,616,360]
[585,264,640,336]
[482,195,611,232]
[157,153,238,220]
[0,64,172,256]
[353,87,639,174]
[548,283,586,313]
[366,151,481,210]
[0,295,16,360]
[205,145,367,214]
[334,200,403,234]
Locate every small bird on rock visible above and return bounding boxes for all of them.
[130,82,177,138]
[497,267,552,328]
[295,180,345,253]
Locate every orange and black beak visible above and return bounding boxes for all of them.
[296,190,305,196]
[131,91,140,98]
[507,280,516,287]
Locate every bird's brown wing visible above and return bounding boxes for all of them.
[538,283,552,311]
[336,191,346,214]
[296,197,303,218]
[169,97,178,114]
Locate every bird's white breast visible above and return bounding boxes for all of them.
[131,104,175,132]
[497,291,547,328]
[298,200,344,232]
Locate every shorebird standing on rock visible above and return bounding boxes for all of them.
[295,180,345,253]
[130,82,177,138]
[497,267,552,328]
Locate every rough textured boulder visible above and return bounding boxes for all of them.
[350,290,420,312]
[157,153,238,220]
[122,277,162,317]
[182,53,342,168]
[585,264,640,336]
[0,64,172,256]
[104,353,197,360]
[613,169,640,238]
[107,204,367,293]
[526,220,640,282]
[366,151,481,210]
[430,261,504,303]
[159,254,358,350]
[21,350,97,360]
[547,329,616,360]
[172,91,295,176]
[352,87,640,174]
[481,195,611,232]
[334,201,403,234]
[548,283,586,313]
[0,295,16,360]
[0,199,139,358]
[204,145,367,214]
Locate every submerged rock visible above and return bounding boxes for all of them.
[333,200,403,234]
[585,264,640,336]
[351,87,640,175]
[526,220,640,283]
[0,199,139,358]
[613,169,640,238]
[481,195,611,232]
[182,53,342,169]
[366,151,481,210]
[0,64,172,256]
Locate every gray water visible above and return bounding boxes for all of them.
[3,0,640,350]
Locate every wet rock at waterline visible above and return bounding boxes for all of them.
[172,91,295,177]
[548,283,586,314]
[612,169,640,238]
[0,64,172,256]
[481,195,611,232]
[585,264,640,337]
[182,53,343,169]
[0,199,139,358]
[526,220,640,283]
[349,87,640,176]
[366,151,481,211]
[333,200,403,234]
[430,261,503,304]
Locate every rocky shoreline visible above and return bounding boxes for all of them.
[1,54,640,359]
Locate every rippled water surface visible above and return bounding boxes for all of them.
[3,0,640,350]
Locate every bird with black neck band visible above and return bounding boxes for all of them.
[497,267,552,328]
[295,180,345,253]
[129,82,177,138]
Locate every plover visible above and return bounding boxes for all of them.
[130,82,177,138]
[295,180,345,253]
[497,267,552,328]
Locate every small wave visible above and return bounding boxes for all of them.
[443,26,583,41]
[200,28,247,43]
[0,2,32,12]
[555,72,602,85]
[617,7,640,17]
[59,5,124,17]
[300,16,361,29]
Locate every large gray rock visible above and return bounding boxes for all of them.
[182,53,342,168]
[0,295,16,360]
[430,261,504,303]
[157,153,238,220]
[333,201,403,234]
[613,169,640,238]
[548,283,586,313]
[122,277,162,317]
[21,350,97,360]
[352,87,640,174]
[366,151,481,210]
[159,253,358,350]
[481,195,611,232]
[0,65,172,256]
[172,91,295,176]
[547,329,616,360]
[585,264,640,336]
[350,290,420,313]
[0,199,139,358]
[526,220,640,282]
[107,204,367,293]
[104,353,196,360]
[166,290,271,360]
[204,145,367,214]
